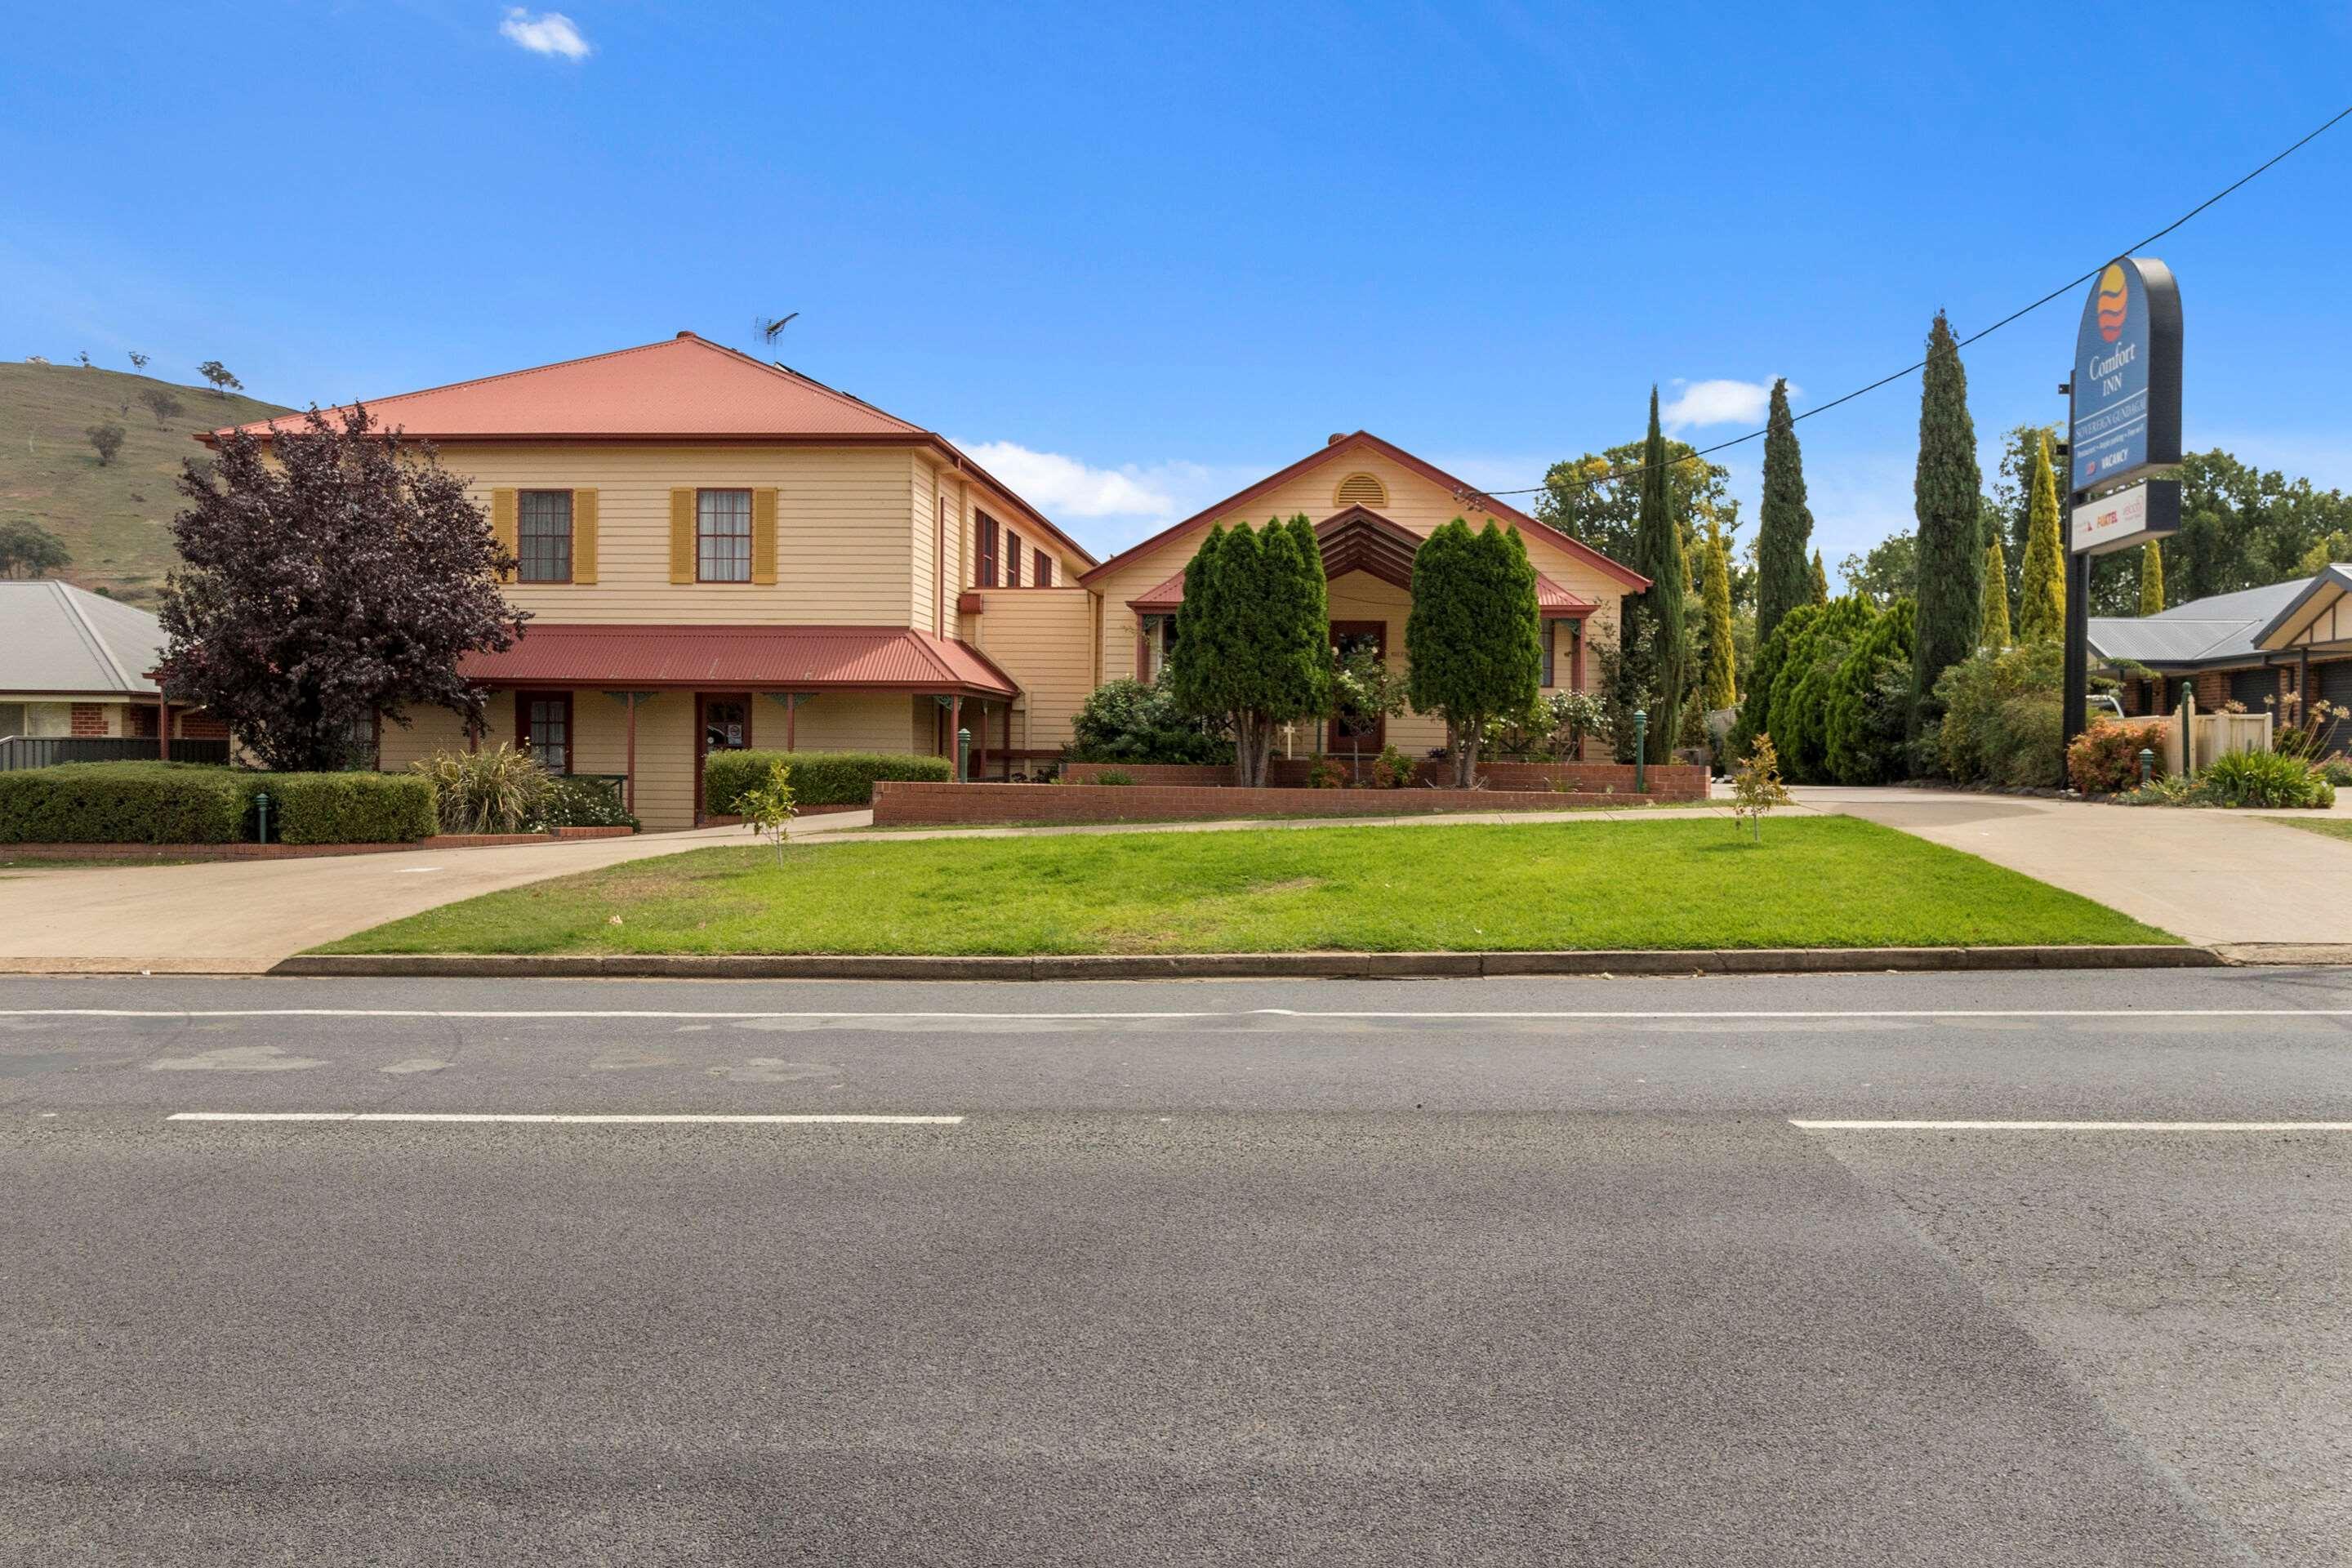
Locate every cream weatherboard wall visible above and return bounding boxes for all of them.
[960,587,1095,754]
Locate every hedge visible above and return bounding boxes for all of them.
[704,751,951,812]
[268,772,438,844]
[0,762,258,844]
[0,761,435,844]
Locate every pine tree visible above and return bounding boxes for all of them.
[1627,388,1688,764]
[2016,431,2065,641]
[1701,519,1738,710]
[1755,377,1814,647]
[1810,550,1829,605]
[2139,540,2166,616]
[1908,311,1984,739]
[1978,539,2011,649]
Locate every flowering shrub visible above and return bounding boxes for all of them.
[2066,719,2170,795]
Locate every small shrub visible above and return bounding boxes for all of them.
[1370,745,1414,789]
[1729,735,1792,842]
[531,776,637,831]
[0,762,256,844]
[2323,758,2352,787]
[1090,768,1137,786]
[1066,679,1234,765]
[2066,719,2170,795]
[412,744,547,834]
[739,763,797,863]
[2197,748,2334,808]
[268,772,437,844]
[1304,756,1344,789]
[705,751,951,813]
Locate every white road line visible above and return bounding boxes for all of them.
[1792,1119,2352,1131]
[7,1006,2352,1022]
[167,1111,964,1125]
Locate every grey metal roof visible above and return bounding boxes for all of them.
[2087,574,2314,668]
[0,581,165,697]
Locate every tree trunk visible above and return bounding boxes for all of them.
[1456,719,1481,788]
[1232,712,1256,787]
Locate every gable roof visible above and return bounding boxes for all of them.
[2087,574,2314,667]
[203,332,1096,568]
[1077,430,1648,591]
[455,624,1017,697]
[0,581,165,699]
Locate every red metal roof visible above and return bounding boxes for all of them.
[1080,431,1649,592]
[1127,564,1601,618]
[457,624,1018,697]
[201,332,1097,568]
[215,333,924,442]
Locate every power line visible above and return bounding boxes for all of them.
[1467,100,2352,507]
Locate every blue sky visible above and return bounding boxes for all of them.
[6,2,2350,575]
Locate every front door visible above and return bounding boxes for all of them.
[1328,621,1387,757]
[695,692,753,821]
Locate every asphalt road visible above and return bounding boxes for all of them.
[5,969,2350,1566]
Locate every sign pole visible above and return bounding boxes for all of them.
[2063,372,2089,762]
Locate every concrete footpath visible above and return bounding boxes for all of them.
[1795,786,2352,957]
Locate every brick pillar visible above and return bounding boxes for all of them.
[69,703,107,737]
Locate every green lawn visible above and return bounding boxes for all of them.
[2260,817,2352,844]
[318,817,2173,956]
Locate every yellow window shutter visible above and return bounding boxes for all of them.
[670,489,695,583]
[489,489,517,581]
[752,488,779,585]
[572,488,599,585]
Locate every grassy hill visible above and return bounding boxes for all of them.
[0,362,292,604]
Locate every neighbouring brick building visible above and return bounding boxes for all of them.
[0,580,224,750]
[2091,569,2352,743]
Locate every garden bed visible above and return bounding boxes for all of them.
[1059,760,1708,798]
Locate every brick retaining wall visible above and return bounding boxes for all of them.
[872,779,1702,826]
[1062,760,1707,800]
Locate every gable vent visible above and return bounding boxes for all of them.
[1334,472,1388,509]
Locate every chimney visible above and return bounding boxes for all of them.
[1326,433,1346,445]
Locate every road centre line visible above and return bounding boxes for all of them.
[10,1006,2352,1022]
[167,1112,964,1125]
[1793,1120,2352,1131]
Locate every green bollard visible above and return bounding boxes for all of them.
[1633,709,1648,793]
[254,791,271,845]
[957,727,970,783]
[2139,747,2154,785]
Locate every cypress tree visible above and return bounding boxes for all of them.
[2139,539,2166,616]
[1755,376,1814,647]
[1775,595,1874,783]
[2016,431,2065,641]
[1824,597,1917,785]
[1701,519,1738,710]
[1730,602,1817,764]
[1978,539,2011,649]
[1908,311,1984,739]
[1628,388,1687,764]
[1810,550,1829,605]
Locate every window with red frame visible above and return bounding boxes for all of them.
[1004,530,1022,586]
[1034,549,1053,587]
[519,693,572,775]
[977,514,1000,587]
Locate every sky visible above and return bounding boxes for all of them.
[6,2,2350,577]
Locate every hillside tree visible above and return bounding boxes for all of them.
[127,351,149,371]
[1755,376,1815,645]
[0,520,72,579]
[1408,518,1543,784]
[85,423,127,466]
[138,389,185,430]
[2016,431,2065,641]
[196,359,243,398]
[156,403,527,772]
[1909,311,1984,740]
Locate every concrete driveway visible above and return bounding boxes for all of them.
[1795,786,2352,955]
[0,818,857,973]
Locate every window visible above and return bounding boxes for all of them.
[1034,549,1053,587]
[522,693,571,775]
[1004,530,1022,587]
[518,490,573,582]
[978,514,1000,587]
[1543,621,1556,688]
[697,489,753,582]
[1544,619,1583,689]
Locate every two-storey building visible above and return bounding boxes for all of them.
[213,333,1646,826]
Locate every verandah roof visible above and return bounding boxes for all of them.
[458,624,1018,697]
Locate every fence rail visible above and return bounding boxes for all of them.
[0,736,234,772]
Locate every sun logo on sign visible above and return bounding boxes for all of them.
[2096,262,2128,343]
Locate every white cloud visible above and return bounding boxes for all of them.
[1660,377,1789,434]
[953,439,1269,558]
[500,8,591,59]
